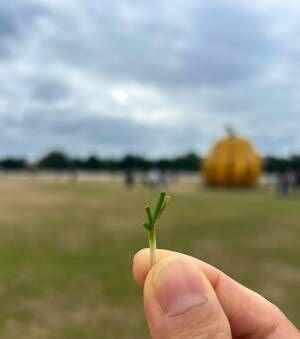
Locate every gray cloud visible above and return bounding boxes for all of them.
[0,110,203,158]
[0,0,300,158]
[44,0,275,88]
[0,1,47,57]
[30,76,71,103]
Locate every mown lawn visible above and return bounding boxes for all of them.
[0,178,299,338]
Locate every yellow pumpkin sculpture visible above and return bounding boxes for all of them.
[203,129,262,187]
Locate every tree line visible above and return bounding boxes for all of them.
[0,151,200,172]
[1,151,300,173]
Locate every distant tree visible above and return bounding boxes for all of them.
[81,156,102,170]
[156,159,171,170]
[37,151,70,170]
[5,152,300,174]
[173,153,200,171]
[155,153,200,171]
[290,155,300,171]
[0,158,27,170]
[72,158,85,170]
[119,155,152,171]
[264,157,289,173]
[102,159,119,171]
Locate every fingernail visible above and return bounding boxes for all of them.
[153,258,208,317]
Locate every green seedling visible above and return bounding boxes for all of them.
[143,191,171,267]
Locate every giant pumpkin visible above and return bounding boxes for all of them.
[203,130,262,187]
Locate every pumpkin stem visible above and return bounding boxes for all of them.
[225,125,236,138]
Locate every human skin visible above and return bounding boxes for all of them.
[133,249,300,339]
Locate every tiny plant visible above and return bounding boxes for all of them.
[143,191,171,267]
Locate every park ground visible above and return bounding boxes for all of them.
[0,177,299,338]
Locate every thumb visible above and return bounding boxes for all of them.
[143,256,232,339]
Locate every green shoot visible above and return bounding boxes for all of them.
[143,191,171,267]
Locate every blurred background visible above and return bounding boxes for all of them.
[0,0,300,338]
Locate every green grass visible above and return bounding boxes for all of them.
[0,178,299,338]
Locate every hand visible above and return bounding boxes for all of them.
[133,249,300,339]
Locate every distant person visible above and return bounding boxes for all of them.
[142,168,160,188]
[287,170,297,192]
[158,168,169,187]
[295,171,300,186]
[148,168,160,187]
[124,168,135,188]
[133,249,300,338]
[70,169,78,184]
[277,171,290,197]
[276,170,297,197]
[142,168,170,188]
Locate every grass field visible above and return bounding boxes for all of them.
[0,177,299,338]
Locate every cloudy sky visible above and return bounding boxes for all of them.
[1,0,300,159]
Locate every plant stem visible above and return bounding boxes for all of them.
[149,226,156,267]
[143,192,170,267]
[153,192,166,221]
